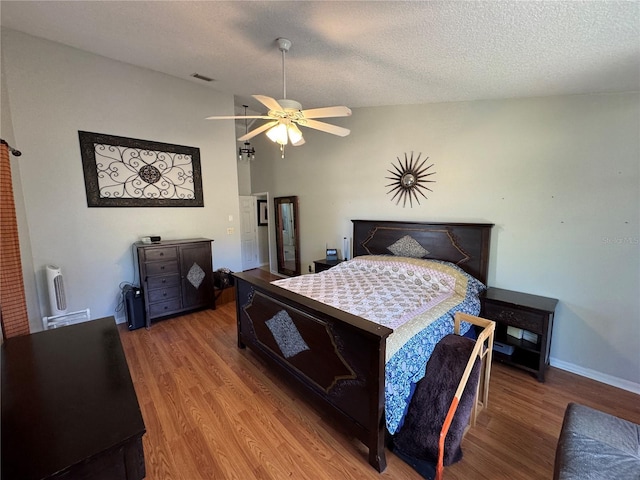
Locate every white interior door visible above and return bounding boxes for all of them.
[239,196,259,271]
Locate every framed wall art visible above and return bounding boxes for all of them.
[257,199,268,226]
[78,131,204,207]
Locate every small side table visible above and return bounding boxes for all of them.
[481,287,558,382]
[313,258,344,273]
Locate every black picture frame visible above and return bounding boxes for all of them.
[79,131,204,207]
[257,200,268,226]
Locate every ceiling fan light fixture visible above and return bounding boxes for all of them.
[205,37,350,156]
[287,123,304,145]
[267,123,288,145]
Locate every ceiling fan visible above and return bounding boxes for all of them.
[206,38,351,153]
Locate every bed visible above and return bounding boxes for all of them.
[233,220,493,472]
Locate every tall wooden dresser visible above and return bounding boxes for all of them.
[136,238,214,326]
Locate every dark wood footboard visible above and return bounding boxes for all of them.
[234,272,393,471]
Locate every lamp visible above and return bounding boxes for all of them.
[266,122,305,146]
[288,123,304,145]
[238,105,256,162]
[266,122,288,145]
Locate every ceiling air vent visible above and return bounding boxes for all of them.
[190,73,214,82]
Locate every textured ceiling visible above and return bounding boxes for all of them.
[1,1,639,117]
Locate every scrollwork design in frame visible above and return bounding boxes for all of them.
[79,131,204,207]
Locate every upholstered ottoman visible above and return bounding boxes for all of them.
[554,402,640,480]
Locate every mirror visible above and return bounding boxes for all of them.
[401,172,416,187]
[274,196,300,276]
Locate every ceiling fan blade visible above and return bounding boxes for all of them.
[253,95,284,112]
[238,120,278,141]
[300,119,351,137]
[205,115,271,120]
[300,106,352,119]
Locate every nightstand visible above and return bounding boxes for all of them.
[481,287,558,382]
[313,258,344,273]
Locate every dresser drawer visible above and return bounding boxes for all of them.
[148,286,181,303]
[143,246,177,262]
[145,260,179,276]
[482,303,545,334]
[149,298,182,317]
[147,274,181,290]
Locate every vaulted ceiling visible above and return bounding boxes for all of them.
[2,1,639,117]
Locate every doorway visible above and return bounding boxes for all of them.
[238,194,272,272]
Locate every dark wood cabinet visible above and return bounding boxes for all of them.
[136,238,214,325]
[1,317,145,480]
[313,258,344,273]
[481,287,558,382]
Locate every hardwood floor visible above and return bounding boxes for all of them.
[119,291,639,480]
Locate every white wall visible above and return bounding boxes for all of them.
[251,93,640,391]
[2,29,243,329]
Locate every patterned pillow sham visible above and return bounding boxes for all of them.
[387,235,429,258]
[355,255,486,296]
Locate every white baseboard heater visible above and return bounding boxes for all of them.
[42,309,91,330]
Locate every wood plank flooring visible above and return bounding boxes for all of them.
[119,289,639,480]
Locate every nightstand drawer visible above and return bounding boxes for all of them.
[148,286,181,303]
[483,303,544,334]
[145,260,179,276]
[143,246,177,262]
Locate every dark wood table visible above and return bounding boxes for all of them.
[481,287,558,382]
[313,258,344,273]
[1,316,146,480]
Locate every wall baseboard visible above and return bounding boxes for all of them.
[550,357,640,395]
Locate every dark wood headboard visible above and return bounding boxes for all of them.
[352,220,493,285]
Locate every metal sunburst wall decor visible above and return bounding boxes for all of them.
[386,152,436,207]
